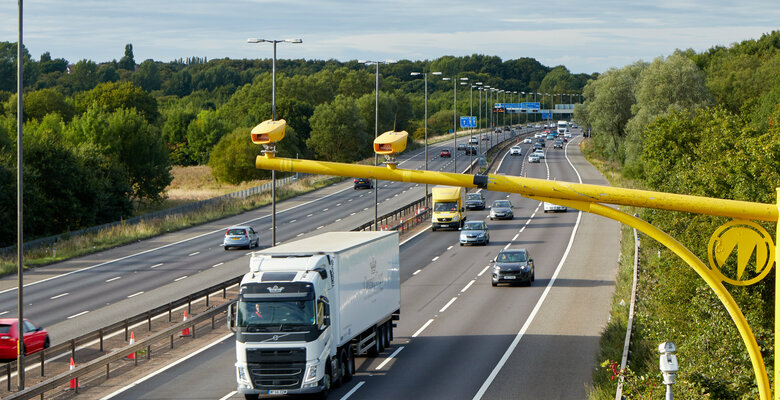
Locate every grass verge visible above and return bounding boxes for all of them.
[580,139,658,399]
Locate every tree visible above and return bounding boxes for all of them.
[165,70,192,97]
[74,81,159,122]
[97,63,120,83]
[118,43,135,71]
[162,107,197,165]
[66,107,171,202]
[68,59,99,92]
[624,52,712,176]
[208,127,271,184]
[186,109,229,164]
[38,51,68,74]
[9,88,76,122]
[578,61,647,162]
[307,95,370,162]
[0,42,39,92]
[132,59,162,91]
[356,92,397,135]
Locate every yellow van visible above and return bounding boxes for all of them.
[431,186,465,231]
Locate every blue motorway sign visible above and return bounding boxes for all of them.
[494,102,540,110]
[460,116,477,128]
[541,112,552,119]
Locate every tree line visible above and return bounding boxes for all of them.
[0,43,593,246]
[576,31,780,398]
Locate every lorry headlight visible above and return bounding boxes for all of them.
[304,361,319,384]
[452,214,459,221]
[236,365,251,385]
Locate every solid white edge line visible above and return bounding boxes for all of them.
[477,265,491,277]
[461,280,475,293]
[472,134,585,400]
[399,224,430,246]
[339,381,366,400]
[473,209,583,400]
[412,319,435,338]
[439,297,458,313]
[375,346,405,370]
[100,333,235,399]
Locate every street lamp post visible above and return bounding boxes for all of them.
[360,59,396,230]
[438,75,468,173]
[410,71,430,207]
[16,0,25,389]
[247,37,302,247]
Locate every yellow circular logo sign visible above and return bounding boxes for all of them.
[708,220,775,286]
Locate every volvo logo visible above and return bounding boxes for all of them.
[267,285,285,293]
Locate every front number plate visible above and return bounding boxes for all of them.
[268,390,288,395]
[504,276,516,279]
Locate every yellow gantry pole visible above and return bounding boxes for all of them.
[257,153,779,398]
[256,154,778,222]
[776,188,780,400]
[536,196,772,400]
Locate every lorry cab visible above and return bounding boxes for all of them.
[431,186,465,231]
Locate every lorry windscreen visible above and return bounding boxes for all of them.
[434,201,458,212]
[237,299,315,330]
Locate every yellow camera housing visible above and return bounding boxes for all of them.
[251,119,287,145]
[373,130,408,155]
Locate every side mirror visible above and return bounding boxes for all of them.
[461,207,465,212]
[489,259,495,264]
[227,302,236,332]
[36,326,43,332]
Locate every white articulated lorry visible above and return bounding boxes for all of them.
[228,231,401,399]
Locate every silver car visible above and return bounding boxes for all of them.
[223,226,260,250]
[489,200,514,220]
[491,249,534,286]
[459,220,490,246]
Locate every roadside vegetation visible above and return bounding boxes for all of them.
[581,32,780,399]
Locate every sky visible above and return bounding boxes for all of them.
[1,0,778,74]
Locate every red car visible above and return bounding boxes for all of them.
[0,318,50,360]
[440,149,451,158]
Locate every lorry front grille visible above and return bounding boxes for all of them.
[246,348,306,389]
[438,218,452,222]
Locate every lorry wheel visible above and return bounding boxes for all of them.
[381,323,390,348]
[340,348,353,383]
[377,325,386,352]
[386,321,394,342]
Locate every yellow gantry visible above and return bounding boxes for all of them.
[255,151,779,399]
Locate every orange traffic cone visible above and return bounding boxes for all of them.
[181,311,191,337]
[127,331,136,360]
[69,357,77,389]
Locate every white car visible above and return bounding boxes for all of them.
[523,138,532,144]
[534,133,544,138]
[564,132,572,138]
[528,154,540,163]
[532,149,545,159]
[510,146,522,155]
[543,202,567,213]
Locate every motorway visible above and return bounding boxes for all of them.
[98,128,621,400]
[0,128,514,341]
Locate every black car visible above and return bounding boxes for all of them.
[464,146,479,155]
[353,178,373,189]
[491,249,535,286]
